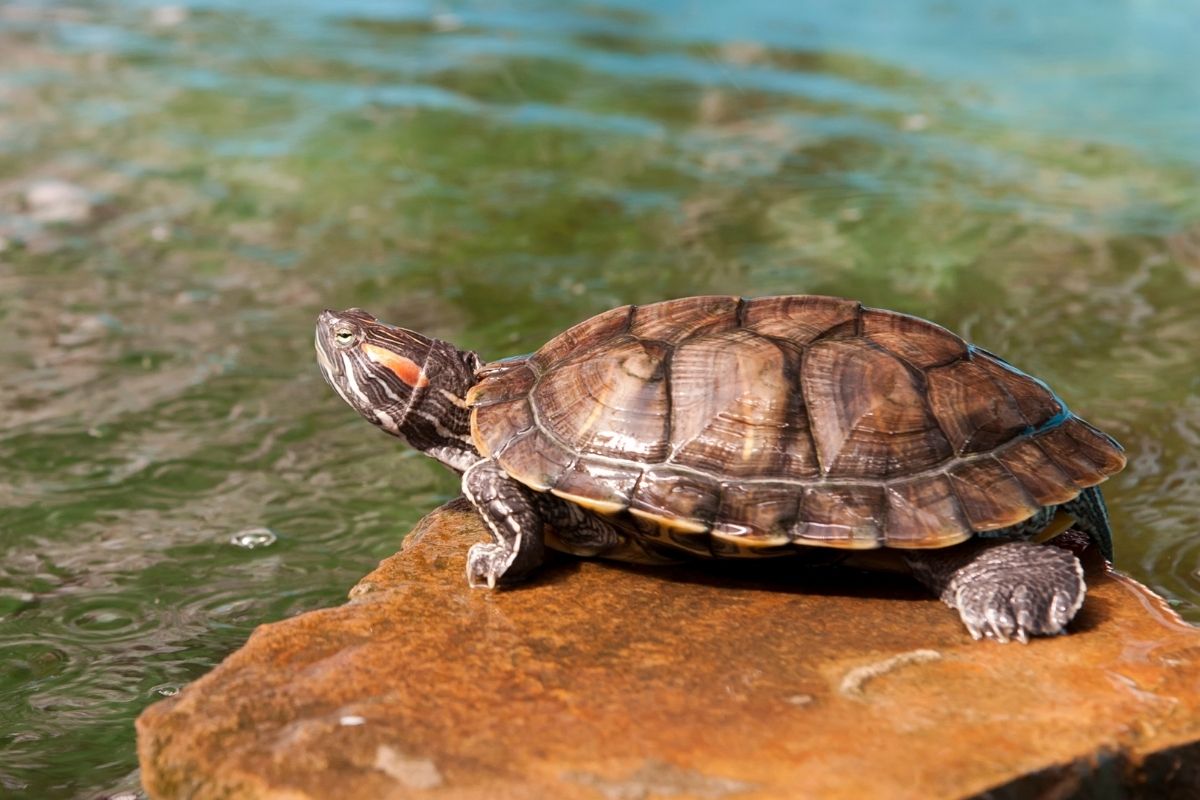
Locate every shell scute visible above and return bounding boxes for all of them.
[668,329,818,479]
[493,428,575,492]
[551,459,640,513]
[530,304,632,371]
[471,398,534,459]
[532,336,670,462]
[994,438,1080,506]
[742,295,860,343]
[927,358,1030,456]
[1032,418,1125,488]
[802,338,952,478]
[467,360,536,407]
[712,482,797,546]
[793,484,885,548]
[861,308,969,369]
[628,295,740,343]
[629,467,718,532]
[947,457,1040,531]
[972,352,1062,428]
[1061,418,1126,475]
[883,475,972,547]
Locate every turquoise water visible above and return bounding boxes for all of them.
[1,1,1198,796]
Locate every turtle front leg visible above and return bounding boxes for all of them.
[903,541,1085,643]
[461,458,546,589]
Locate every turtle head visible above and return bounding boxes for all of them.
[316,308,482,472]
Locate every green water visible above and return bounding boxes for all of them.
[1,1,1198,796]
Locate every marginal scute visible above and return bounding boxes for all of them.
[630,467,718,532]
[861,308,969,369]
[994,438,1080,506]
[471,398,534,459]
[551,459,641,512]
[793,484,885,548]
[927,359,1030,455]
[532,336,670,462]
[1061,418,1127,475]
[802,339,952,478]
[669,329,818,479]
[742,295,860,344]
[947,457,1040,531]
[475,355,534,381]
[493,428,574,492]
[628,295,741,343]
[1032,418,1124,488]
[712,482,797,545]
[883,476,972,548]
[530,304,631,371]
[466,360,536,407]
[972,352,1062,429]
[548,489,626,515]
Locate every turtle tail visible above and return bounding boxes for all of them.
[1062,485,1115,564]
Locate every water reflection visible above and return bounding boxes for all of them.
[1,1,1198,797]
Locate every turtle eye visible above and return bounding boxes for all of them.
[334,328,355,346]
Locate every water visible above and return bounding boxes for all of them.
[1,1,1197,796]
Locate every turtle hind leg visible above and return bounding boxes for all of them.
[903,541,1085,643]
[461,458,545,588]
[1061,485,1115,564]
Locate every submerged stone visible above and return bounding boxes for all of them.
[137,500,1200,799]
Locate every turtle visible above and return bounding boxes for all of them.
[315,295,1126,642]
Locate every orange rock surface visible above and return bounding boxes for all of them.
[137,501,1200,799]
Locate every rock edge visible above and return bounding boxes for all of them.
[138,500,1200,799]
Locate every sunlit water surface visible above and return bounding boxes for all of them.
[1,1,1198,796]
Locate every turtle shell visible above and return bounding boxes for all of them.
[467,295,1126,555]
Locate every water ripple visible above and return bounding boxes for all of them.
[229,527,279,549]
[59,595,161,643]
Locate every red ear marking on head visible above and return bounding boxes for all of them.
[361,343,429,388]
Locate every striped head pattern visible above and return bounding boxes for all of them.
[315,308,482,472]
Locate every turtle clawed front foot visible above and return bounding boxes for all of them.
[947,542,1085,644]
[466,542,515,589]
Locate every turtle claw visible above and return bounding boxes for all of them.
[466,542,512,590]
[985,604,1017,643]
[1050,590,1075,631]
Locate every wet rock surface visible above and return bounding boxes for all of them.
[137,501,1200,799]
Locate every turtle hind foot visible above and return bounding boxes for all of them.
[906,541,1085,644]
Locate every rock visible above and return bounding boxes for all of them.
[137,501,1200,799]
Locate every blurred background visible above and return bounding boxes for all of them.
[1,1,1198,796]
